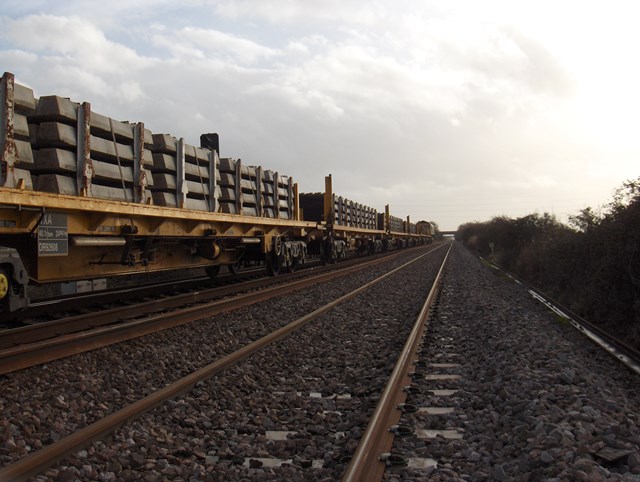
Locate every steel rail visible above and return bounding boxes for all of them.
[11,269,255,320]
[0,248,444,375]
[9,245,431,323]
[1,247,422,349]
[0,246,445,375]
[15,260,326,321]
[342,242,452,482]
[0,245,443,482]
[1,267,309,349]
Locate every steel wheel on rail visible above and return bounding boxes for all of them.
[322,235,337,264]
[289,245,305,273]
[290,245,307,272]
[267,236,284,276]
[266,251,281,276]
[273,235,283,256]
[329,242,338,264]
[289,258,299,272]
[288,247,299,273]
[205,265,221,279]
[227,259,242,275]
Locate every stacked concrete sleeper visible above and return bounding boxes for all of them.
[27,95,154,203]
[1,73,296,219]
[331,195,377,229]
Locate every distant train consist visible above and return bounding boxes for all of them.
[0,72,435,312]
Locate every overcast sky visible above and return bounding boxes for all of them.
[2,1,638,230]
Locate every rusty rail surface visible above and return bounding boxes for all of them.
[8,266,265,322]
[342,243,452,482]
[0,245,446,481]
[1,247,422,350]
[1,265,309,349]
[0,246,444,376]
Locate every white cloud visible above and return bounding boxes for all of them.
[151,26,281,64]
[5,15,144,74]
[213,0,387,26]
[285,41,309,55]
[115,80,146,103]
[0,1,638,229]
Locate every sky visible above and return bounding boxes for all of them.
[1,1,638,230]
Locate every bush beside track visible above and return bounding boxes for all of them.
[455,178,640,352]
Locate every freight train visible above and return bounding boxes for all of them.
[0,72,435,312]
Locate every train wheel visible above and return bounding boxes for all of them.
[0,268,9,302]
[289,251,298,273]
[295,248,306,271]
[228,259,242,275]
[273,236,283,257]
[323,237,337,264]
[205,265,221,279]
[267,236,284,276]
[282,246,293,272]
[266,252,281,276]
[329,244,338,264]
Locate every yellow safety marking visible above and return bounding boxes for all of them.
[0,273,8,299]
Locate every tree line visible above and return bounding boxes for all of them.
[455,178,640,350]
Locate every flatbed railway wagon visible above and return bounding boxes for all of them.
[300,174,382,261]
[0,72,318,312]
[301,174,430,260]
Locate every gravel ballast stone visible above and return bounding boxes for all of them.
[8,241,638,480]
[1,247,445,480]
[385,243,640,481]
[58,246,446,480]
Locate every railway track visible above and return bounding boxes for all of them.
[4,259,317,326]
[5,246,411,328]
[379,243,640,480]
[5,269,252,325]
[3,242,637,480]
[0,248,431,376]
[0,244,449,480]
[343,243,451,480]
